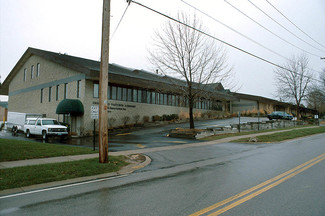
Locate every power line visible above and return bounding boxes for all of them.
[182,0,323,75]
[265,0,325,50]
[224,0,321,58]
[128,0,322,83]
[110,1,131,42]
[248,0,325,53]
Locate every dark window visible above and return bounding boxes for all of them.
[49,87,52,102]
[23,68,27,82]
[64,83,68,99]
[93,83,99,98]
[31,65,34,79]
[77,80,81,98]
[40,88,43,103]
[56,85,59,101]
[147,91,151,104]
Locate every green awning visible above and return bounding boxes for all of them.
[56,99,84,116]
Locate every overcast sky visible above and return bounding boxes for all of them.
[1,0,325,102]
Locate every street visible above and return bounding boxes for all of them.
[1,132,324,215]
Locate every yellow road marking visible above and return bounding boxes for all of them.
[190,153,325,216]
[136,144,145,149]
[116,133,131,136]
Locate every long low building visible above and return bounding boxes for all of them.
[0,48,237,136]
[1,48,316,136]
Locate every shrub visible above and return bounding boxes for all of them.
[122,116,130,126]
[108,118,116,128]
[143,115,150,123]
[152,115,162,122]
[133,115,140,124]
[162,114,179,121]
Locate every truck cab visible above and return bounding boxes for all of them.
[24,118,68,140]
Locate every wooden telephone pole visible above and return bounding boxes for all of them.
[99,0,110,163]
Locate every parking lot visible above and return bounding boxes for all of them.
[1,117,269,152]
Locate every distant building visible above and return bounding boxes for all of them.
[0,48,236,136]
[232,92,317,117]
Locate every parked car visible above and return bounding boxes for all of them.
[24,118,68,140]
[267,111,293,120]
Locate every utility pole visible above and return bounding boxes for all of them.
[99,0,110,163]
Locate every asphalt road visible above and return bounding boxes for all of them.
[1,132,324,216]
[1,117,268,152]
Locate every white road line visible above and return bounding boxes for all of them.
[0,174,128,199]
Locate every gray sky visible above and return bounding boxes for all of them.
[1,0,325,102]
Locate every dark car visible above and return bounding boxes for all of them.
[267,111,293,120]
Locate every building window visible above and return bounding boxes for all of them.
[138,89,142,103]
[152,92,156,104]
[107,84,111,99]
[133,89,138,102]
[23,68,27,82]
[93,83,99,98]
[127,88,132,101]
[49,87,52,102]
[31,65,34,79]
[40,88,43,103]
[77,80,81,98]
[36,63,40,77]
[64,83,68,99]
[111,86,117,100]
[56,85,59,101]
[141,90,147,103]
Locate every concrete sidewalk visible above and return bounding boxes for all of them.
[0,126,320,169]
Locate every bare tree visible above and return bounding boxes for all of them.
[274,54,313,119]
[149,13,233,129]
[307,68,325,115]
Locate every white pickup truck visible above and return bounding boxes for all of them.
[24,118,68,140]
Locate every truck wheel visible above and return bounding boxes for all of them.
[26,129,30,138]
[42,131,48,140]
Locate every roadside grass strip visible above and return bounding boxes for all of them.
[0,139,97,162]
[233,126,325,143]
[0,156,128,191]
[189,153,325,216]
[201,125,312,141]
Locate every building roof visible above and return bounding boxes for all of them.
[0,47,236,101]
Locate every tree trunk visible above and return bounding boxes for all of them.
[189,106,194,129]
[188,87,195,129]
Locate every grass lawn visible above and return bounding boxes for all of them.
[234,126,325,143]
[0,156,128,191]
[0,138,98,162]
[201,125,315,141]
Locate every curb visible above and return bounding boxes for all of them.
[0,154,151,197]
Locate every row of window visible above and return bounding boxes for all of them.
[40,81,81,103]
[93,83,223,110]
[24,63,40,82]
